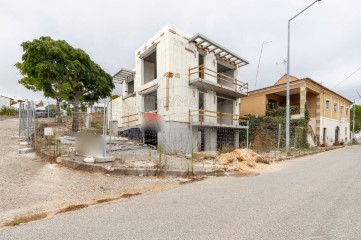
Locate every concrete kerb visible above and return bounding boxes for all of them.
[279,145,346,161]
[57,157,214,177]
[18,148,34,154]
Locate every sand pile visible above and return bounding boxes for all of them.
[217,149,265,172]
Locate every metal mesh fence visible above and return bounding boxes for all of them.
[27,97,316,165]
[18,101,35,142]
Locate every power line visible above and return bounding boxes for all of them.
[334,66,361,87]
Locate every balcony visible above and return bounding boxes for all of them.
[188,65,248,98]
[189,109,244,129]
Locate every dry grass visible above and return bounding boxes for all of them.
[3,213,47,226]
[121,192,142,198]
[56,204,89,214]
[231,171,260,177]
[96,198,114,203]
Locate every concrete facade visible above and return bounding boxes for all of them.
[0,96,11,109]
[240,75,353,145]
[111,25,249,154]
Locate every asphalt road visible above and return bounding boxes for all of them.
[1,146,361,240]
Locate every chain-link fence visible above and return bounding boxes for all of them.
[33,112,105,161]
[18,100,35,142]
[28,98,317,165]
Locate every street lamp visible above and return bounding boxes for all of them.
[352,90,361,142]
[286,0,322,154]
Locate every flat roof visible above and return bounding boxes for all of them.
[189,33,249,67]
[113,68,135,84]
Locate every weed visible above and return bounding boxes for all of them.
[121,192,141,198]
[96,198,114,203]
[3,213,47,226]
[56,204,89,214]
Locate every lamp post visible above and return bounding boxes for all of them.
[286,0,322,154]
[352,92,361,142]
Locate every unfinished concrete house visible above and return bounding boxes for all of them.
[112,26,249,154]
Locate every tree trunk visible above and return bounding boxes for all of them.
[56,98,62,123]
[72,94,80,132]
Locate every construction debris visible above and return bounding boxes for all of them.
[217,148,266,172]
[193,151,218,159]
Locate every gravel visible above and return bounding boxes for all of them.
[0,118,179,225]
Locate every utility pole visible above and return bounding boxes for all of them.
[286,0,322,154]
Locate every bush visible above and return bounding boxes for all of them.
[0,106,18,116]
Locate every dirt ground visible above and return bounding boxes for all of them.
[0,118,182,225]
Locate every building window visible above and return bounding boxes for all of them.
[340,106,344,114]
[127,81,134,95]
[334,103,337,113]
[268,100,277,110]
[143,48,157,84]
[325,100,330,110]
[346,107,349,116]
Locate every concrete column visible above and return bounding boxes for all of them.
[234,130,239,148]
[315,94,321,145]
[204,128,217,151]
[299,86,306,117]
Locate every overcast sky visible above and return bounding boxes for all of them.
[1,0,360,102]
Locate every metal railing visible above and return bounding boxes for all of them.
[188,65,248,93]
[189,109,240,126]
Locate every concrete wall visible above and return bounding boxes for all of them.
[217,98,234,125]
[144,61,156,84]
[158,121,197,154]
[319,117,350,145]
[110,97,123,128]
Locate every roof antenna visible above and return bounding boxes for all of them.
[255,41,272,88]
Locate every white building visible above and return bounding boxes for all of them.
[0,95,11,109]
[112,26,249,154]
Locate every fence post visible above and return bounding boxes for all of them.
[18,103,22,137]
[102,99,107,157]
[277,123,281,151]
[26,100,30,143]
[246,121,249,148]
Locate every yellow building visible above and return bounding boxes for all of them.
[240,75,353,145]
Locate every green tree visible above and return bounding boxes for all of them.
[351,104,361,133]
[16,36,114,131]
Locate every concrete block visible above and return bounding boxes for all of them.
[18,148,33,154]
[44,128,54,136]
[95,156,115,163]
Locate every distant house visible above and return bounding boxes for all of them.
[240,75,353,145]
[87,102,106,113]
[0,95,11,108]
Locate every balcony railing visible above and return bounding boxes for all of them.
[188,65,248,93]
[189,109,240,127]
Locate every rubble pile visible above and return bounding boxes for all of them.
[216,148,265,172]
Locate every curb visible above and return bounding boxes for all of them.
[278,145,346,161]
[58,157,214,177]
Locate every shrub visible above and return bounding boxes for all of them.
[0,106,18,116]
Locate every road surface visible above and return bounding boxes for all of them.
[1,146,361,240]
